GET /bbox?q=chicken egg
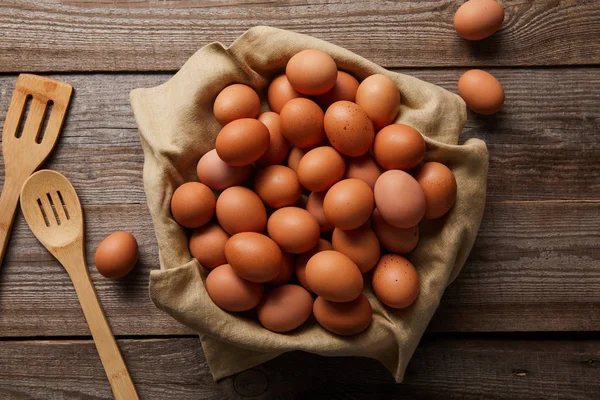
[94,232,138,279]
[344,153,383,190]
[373,124,425,171]
[305,250,363,302]
[414,162,457,219]
[267,207,320,254]
[257,284,313,333]
[305,191,334,232]
[371,208,419,254]
[458,69,505,115]
[287,147,306,173]
[315,71,360,110]
[323,179,374,230]
[266,252,295,285]
[254,165,302,209]
[297,146,346,193]
[256,112,290,166]
[216,186,267,234]
[313,294,372,336]
[216,118,270,166]
[332,225,380,273]
[189,223,230,270]
[213,84,261,125]
[205,264,263,312]
[196,149,252,191]
[225,232,282,283]
[280,98,325,149]
[372,254,419,309]
[295,239,333,291]
[286,49,338,95]
[268,74,304,113]
[324,101,374,157]
[355,74,400,131]
[454,0,504,41]
[170,182,216,228]
[374,170,425,229]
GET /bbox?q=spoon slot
[37,198,51,227]
[57,191,70,220]
[37,100,54,144]
[46,193,61,225]
[15,95,33,139]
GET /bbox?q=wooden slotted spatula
[0,74,72,267]
[20,170,139,400]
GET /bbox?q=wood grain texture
[0,337,597,399]
[0,0,599,72]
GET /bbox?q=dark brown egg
[170,182,216,228]
[344,153,383,190]
[266,252,295,285]
[305,191,334,232]
[332,225,380,273]
[257,285,313,332]
[95,232,138,279]
[287,147,306,173]
[313,294,372,336]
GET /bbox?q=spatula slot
[37,198,51,227]
[46,193,61,226]
[36,100,53,144]
[57,191,70,220]
[15,95,33,139]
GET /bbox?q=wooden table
[0,1,598,398]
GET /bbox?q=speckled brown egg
[206,264,263,312]
[216,186,267,235]
[313,294,372,336]
[323,179,374,230]
[458,69,505,115]
[373,124,425,171]
[256,112,290,166]
[374,170,425,229]
[189,223,230,270]
[267,207,320,254]
[305,191,334,232]
[254,165,302,209]
[371,208,419,254]
[287,147,306,173]
[305,250,363,302]
[280,98,325,149]
[297,146,346,192]
[355,74,400,131]
[332,225,380,273]
[454,0,504,41]
[268,74,304,113]
[257,284,313,332]
[225,232,282,283]
[94,232,138,279]
[344,153,384,190]
[266,252,294,285]
[414,162,457,219]
[170,182,216,228]
[216,118,270,166]
[315,71,360,110]
[213,84,261,126]
[295,239,333,291]
[197,149,252,191]
[324,101,374,157]
[372,254,419,309]
[286,49,338,96]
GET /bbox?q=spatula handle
[0,175,21,268]
[70,267,139,400]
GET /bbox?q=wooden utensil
[0,74,72,267]
[20,170,139,400]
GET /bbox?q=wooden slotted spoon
[20,170,139,400]
[0,74,72,267]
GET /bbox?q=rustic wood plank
[0,0,599,72]
[0,337,597,399]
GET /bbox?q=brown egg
[355,74,400,131]
[256,112,290,166]
[374,170,425,229]
[414,162,457,219]
[454,0,504,41]
[373,124,425,171]
[225,232,282,283]
[280,98,325,149]
[344,154,383,190]
[286,49,338,96]
[216,186,267,234]
[305,250,363,302]
[295,239,333,291]
[305,191,334,232]
[323,179,374,230]
[315,71,360,110]
[332,225,380,273]
[287,146,306,173]
[324,101,374,157]
[267,74,304,113]
[257,284,313,332]
[170,182,216,228]
[313,294,372,336]
[372,254,419,309]
[197,149,252,191]
[254,165,302,209]
[267,207,320,254]
[189,224,230,270]
[216,118,270,166]
[213,84,261,126]
[297,146,345,192]
[458,69,505,115]
[371,209,419,254]
[266,252,294,285]
[206,264,263,312]
[94,232,138,279]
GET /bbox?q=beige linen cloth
[130,26,488,383]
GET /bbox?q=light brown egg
[344,154,383,190]
[286,49,338,96]
[297,146,346,192]
[170,182,216,228]
[332,225,380,273]
[323,179,374,230]
[256,112,290,166]
[197,149,252,191]
[374,170,425,228]
[371,209,419,254]
[225,232,282,283]
[215,118,270,166]
[324,101,374,157]
[216,186,267,234]
[414,162,457,219]
[458,69,505,115]
[295,239,333,291]
[280,98,325,149]
[213,84,261,126]
[268,74,304,113]
[267,207,320,254]
[306,250,363,302]
[454,0,504,41]
[355,74,400,131]
[287,147,306,173]
[315,71,360,110]
[254,165,302,209]
[206,264,263,312]
[94,232,138,279]
[257,284,313,332]
[372,254,419,309]
[189,224,230,270]
[266,252,294,285]
[305,191,334,232]
[313,294,372,336]
[373,124,425,171]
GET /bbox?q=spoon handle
[0,174,21,268]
